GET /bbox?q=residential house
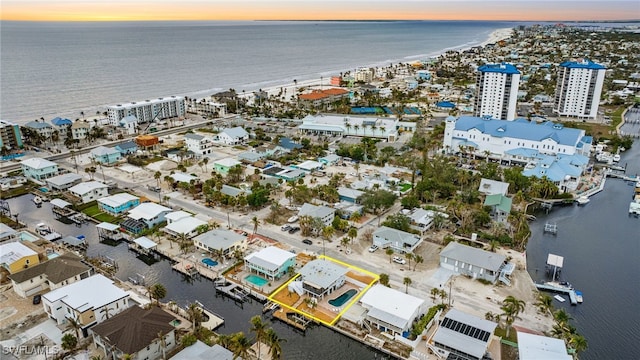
[71,121,90,142]
[172,341,233,360]
[318,154,341,166]
[0,242,40,274]
[430,309,497,360]
[170,172,198,184]
[46,173,83,191]
[294,160,323,172]
[213,158,242,175]
[119,115,139,135]
[193,229,246,258]
[121,203,172,234]
[440,242,507,284]
[404,208,445,233]
[23,121,54,140]
[51,117,73,131]
[184,133,214,156]
[165,210,192,224]
[135,135,159,151]
[8,253,92,298]
[163,216,207,239]
[296,259,347,299]
[238,151,264,163]
[337,187,364,204]
[69,181,109,204]
[244,246,296,281]
[0,223,18,243]
[267,167,306,182]
[215,127,249,145]
[0,176,27,191]
[98,193,140,215]
[478,178,510,196]
[90,146,122,165]
[220,184,251,198]
[278,137,303,152]
[372,226,422,254]
[42,274,130,336]
[483,194,513,224]
[298,203,336,227]
[115,140,138,155]
[359,284,428,337]
[91,305,176,360]
[517,332,572,360]
[20,157,59,181]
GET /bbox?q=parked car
[302,239,313,245]
[368,245,379,253]
[281,225,291,232]
[392,256,406,265]
[288,227,300,234]
[32,294,41,305]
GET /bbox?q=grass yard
[399,183,412,192]
[81,204,120,223]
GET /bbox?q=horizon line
[2,18,639,23]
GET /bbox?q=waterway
[6,194,389,359]
[526,141,640,360]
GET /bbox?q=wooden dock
[271,307,312,331]
[535,283,579,305]
[194,300,225,330]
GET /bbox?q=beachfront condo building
[0,120,24,151]
[553,59,606,119]
[107,96,186,125]
[473,63,520,121]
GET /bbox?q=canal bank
[526,141,640,360]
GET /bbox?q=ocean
[0,20,515,123]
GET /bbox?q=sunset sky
[1,0,638,22]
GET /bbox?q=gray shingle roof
[440,242,505,272]
[8,253,90,284]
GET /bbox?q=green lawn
[94,213,120,223]
[81,204,120,223]
[82,204,102,216]
[399,183,412,192]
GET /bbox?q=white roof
[133,236,157,250]
[479,178,510,195]
[98,193,138,208]
[127,202,171,220]
[245,246,296,272]
[46,173,82,187]
[21,157,57,169]
[0,223,17,239]
[214,158,241,167]
[0,242,37,264]
[373,226,421,247]
[360,284,425,330]
[172,341,233,360]
[547,254,564,268]
[42,274,129,312]
[298,203,335,219]
[337,187,365,199]
[97,222,120,231]
[296,160,322,171]
[69,181,108,195]
[90,146,120,157]
[298,259,347,290]
[164,217,207,235]
[50,198,72,208]
[221,126,248,139]
[194,229,245,251]
[517,332,572,360]
[166,210,192,222]
[170,172,197,183]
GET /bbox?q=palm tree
[379,273,390,287]
[405,253,414,269]
[430,287,439,302]
[216,333,234,350]
[265,328,286,360]
[439,289,447,305]
[65,317,82,340]
[251,216,260,235]
[250,316,267,360]
[99,306,112,320]
[150,283,167,306]
[385,248,394,263]
[413,254,423,271]
[569,333,588,356]
[231,332,253,360]
[187,303,203,332]
[501,295,526,337]
[154,171,162,188]
[534,293,554,316]
[403,277,413,294]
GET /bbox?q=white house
[517,332,572,360]
[359,284,428,337]
[163,216,207,239]
[165,210,192,224]
[20,157,59,181]
[478,178,510,196]
[121,202,172,234]
[184,133,214,156]
[68,181,109,204]
[440,242,508,284]
[193,229,246,258]
[42,274,130,336]
[172,341,233,360]
[298,203,336,227]
[431,309,497,360]
[372,226,422,254]
[244,246,296,280]
[46,173,83,191]
[215,127,249,145]
[296,259,347,299]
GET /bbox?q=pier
[535,283,579,305]
[194,300,225,330]
[271,307,312,331]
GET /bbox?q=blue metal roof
[453,116,583,146]
[560,60,605,70]
[522,154,585,182]
[51,117,72,126]
[478,63,520,75]
[279,137,302,150]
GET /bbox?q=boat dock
[543,222,558,234]
[535,283,580,305]
[214,278,250,303]
[271,307,312,331]
[194,300,225,330]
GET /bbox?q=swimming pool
[202,258,218,267]
[329,289,358,307]
[245,274,269,287]
[39,187,49,193]
[19,231,39,242]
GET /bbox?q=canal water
[7,196,389,359]
[526,141,640,360]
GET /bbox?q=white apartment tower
[553,59,606,119]
[474,63,521,121]
[107,96,186,125]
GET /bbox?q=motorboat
[576,196,590,205]
[613,154,621,162]
[35,223,52,235]
[287,215,299,223]
[554,295,566,303]
[575,290,584,303]
[33,196,43,207]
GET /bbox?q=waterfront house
[71,121,90,142]
[215,127,249,145]
[359,284,428,337]
[297,259,347,299]
[90,305,176,360]
[8,253,92,298]
[23,120,54,140]
[440,242,506,284]
[163,216,207,239]
[517,332,572,360]
[69,181,109,204]
[184,133,214,156]
[0,176,27,191]
[298,203,336,227]
[244,246,296,281]
[0,223,18,243]
[90,146,122,165]
[213,158,242,175]
[478,178,510,196]
[118,115,139,135]
[318,154,341,166]
[97,193,140,216]
[372,226,422,254]
[0,242,40,274]
[46,173,83,191]
[121,202,172,233]
[337,187,364,204]
[42,274,130,336]
[193,229,246,258]
[430,309,497,360]
[483,194,513,224]
[521,153,588,193]
[51,117,72,130]
[172,341,233,360]
[20,157,59,181]
[115,140,138,155]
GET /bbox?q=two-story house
[68,181,109,204]
[184,133,214,156]
[20,158,59,181]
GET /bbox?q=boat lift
[546,253,564,281]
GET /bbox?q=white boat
[613,154,621,162]
[575,291,584,303]
[287,215,299,223]
[554,295,566,302]
[576,196,590,205]
[33,196,43,206]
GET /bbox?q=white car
[368,245,379,253]
[392,256,406,265]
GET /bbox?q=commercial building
[554,59,606,119]
[298,88,350,108]
[107,96,186,125]
[20,157,59,181]
[0,119,24,151]
[430,309,497,360]
[355,67,374,83]
[359,284,428,337]
[473,63,521,121]
[298,114,399,142]
[244,246,296,280]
